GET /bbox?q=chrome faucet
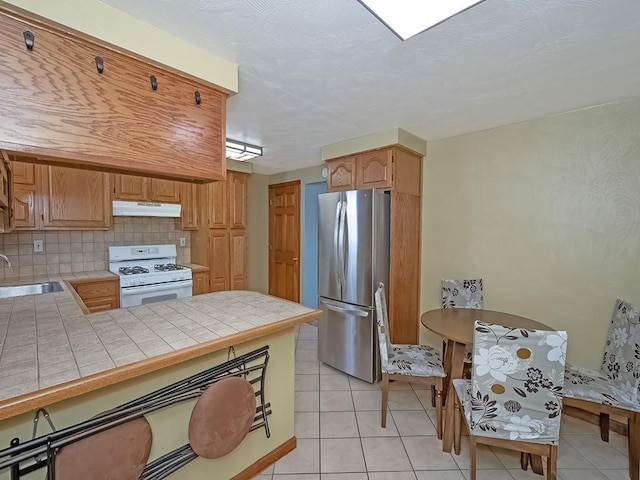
[0,253,11,269]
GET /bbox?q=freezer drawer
[318,297,380,383]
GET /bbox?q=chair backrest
[470,321,567,444]
[600,299,640,405]
[442,278,484,309]
[374,282,393,367]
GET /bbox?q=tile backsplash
[0,217,190,279]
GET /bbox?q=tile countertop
[0,289,319,421]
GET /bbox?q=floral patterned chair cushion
[442,279,484,309]
[458,321,568,444]
[375,283,446,378]
[564,299,640,413]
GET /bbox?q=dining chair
[563,298,640,480]
[452,320,568,480]
[441,278,484,309]
[431,278,484,406]
[374,282,446,438]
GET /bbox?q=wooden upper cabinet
[11,160,36,186]
[11,161,38,229]
[178,183,199,230]
[0,151,9,209]
[326,156,356,192]
[41,165,112,229]
[12,183,37,229]
[114,174,148,201]
[0,7,226,183]
[228,172,248,228]
[207,180,228,228]
[326,146,422,195]
[113,175,180,203]
[149,179,180,203]
[357,149,393,190]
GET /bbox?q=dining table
[420,308,552,456]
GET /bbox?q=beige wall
[247,173,270,293]
[2,0,238,92]
[420,97,640,369]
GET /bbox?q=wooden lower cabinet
[70,278,119,313]
[208,230,230,292]
[207,229,247,292]
[230,230,247,290]
[192,271,209,295]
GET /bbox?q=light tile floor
[256,323,630,480]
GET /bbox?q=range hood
[112,200,181,217]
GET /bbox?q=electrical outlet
[179,238,186,247]
[33,240,44,253]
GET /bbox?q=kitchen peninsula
[0,284,320,479]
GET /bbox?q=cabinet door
[179,183,199,230]
[207,180,228,228]
[149,179,180,203]
[11,183,37,229]
[208,230,230,292]
[228,172,247,228]
[192,272,209,295]
[357,149,393,190]
[71,278,119,312]
[0,10,227,182]
[42,166,112,229]
[11,161,36,185]
[230,230,247,290]
[114,174,148,201]
[0,152,9,209]
[327,157,357,192]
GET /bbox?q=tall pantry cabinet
[191,171,248,292]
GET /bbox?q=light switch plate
[179,238,186,247]
[34,240,44,253]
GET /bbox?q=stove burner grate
[154,263,186,272]
[119,266,150,275]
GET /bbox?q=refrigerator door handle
[320,298,369,317]
[333,200,342,289]
[338,199,347,290]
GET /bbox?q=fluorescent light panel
[359,0,484,40]
[226,139,263,161]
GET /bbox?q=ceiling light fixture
[358,0,485,41]
[225,139,263,161]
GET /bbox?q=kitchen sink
[0,281,64,299]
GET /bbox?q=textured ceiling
[99,0,640,174]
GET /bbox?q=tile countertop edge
[0,307,320,422]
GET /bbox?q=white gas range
[108,245,193,308]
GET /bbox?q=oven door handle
[120,279,193,296]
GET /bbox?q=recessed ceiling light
[359,0,485,40]
[226,139,263,161]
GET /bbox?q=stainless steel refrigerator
[317,189,390,383]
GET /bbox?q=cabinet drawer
[72,278,118,300]
[83,297,118,313]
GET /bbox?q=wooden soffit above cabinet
[0,4,227,184]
